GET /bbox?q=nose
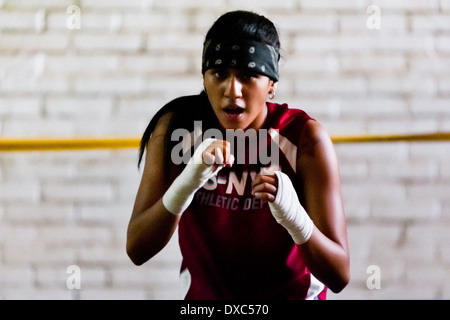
[224,75,243,99]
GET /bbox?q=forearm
[126,198,180,266]
[266,171,349,293]
[301,226,350,293]
[127,139,231,265]
[127,163,205,264]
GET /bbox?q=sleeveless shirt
[175,96,326,300]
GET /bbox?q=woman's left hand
[251,169,278,202]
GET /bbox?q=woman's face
[204,68,276,130]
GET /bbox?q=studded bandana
[202,38,279,82]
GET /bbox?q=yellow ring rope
[0,132,449,152]
[331,132,450,143]
[0,137,140,152]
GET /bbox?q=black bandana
[202,38,279,82]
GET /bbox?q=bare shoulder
[149,111,174,145]
[136,111,176,210]
[143,110,175,178]
[298,119,334,160]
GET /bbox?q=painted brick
[0,97,41,118]
[42,182,115,204]
[74,34,143,53]
[1,1,450,301]
[0,33,69,53]
[299,0,367,11]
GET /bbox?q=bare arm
[296,120,350,293]
[253,120,350,293]
[126,112,180,265]
[126,114,234,266]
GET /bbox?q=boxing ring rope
[0,137,140,152]
[331,132,450,144]
[0,132,450,152]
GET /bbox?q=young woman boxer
[127,10,350,300]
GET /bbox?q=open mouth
[224,106,245,115]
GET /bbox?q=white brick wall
[1,0,450,300]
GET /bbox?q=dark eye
[213,69,227,80]
[240,71,258,81]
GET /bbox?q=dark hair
[138,11,281,168]
[204,10,281,58]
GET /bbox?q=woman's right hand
[163,138,234,215]
[188,138,234,185]
[251,168,278,203]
